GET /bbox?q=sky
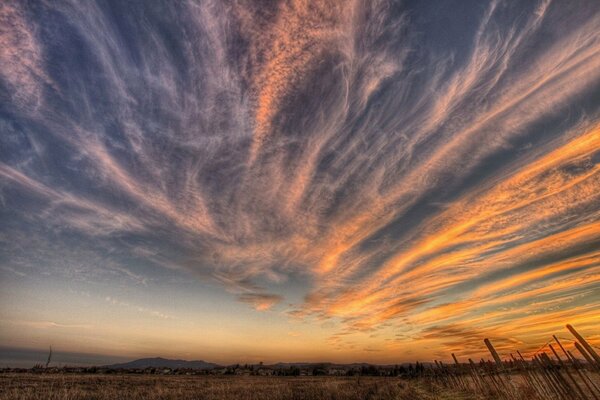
[1,0,600,367]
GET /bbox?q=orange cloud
[237,293,283,311]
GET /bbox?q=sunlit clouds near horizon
[1,0,600,364]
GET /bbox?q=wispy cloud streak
[1,0,600,357]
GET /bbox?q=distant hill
[105,357,218,370]
[270,362,410,368]
[272,362,363,368]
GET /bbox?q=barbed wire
[529,339,551,357]
[517,334,600,359]
[555,335,600,351]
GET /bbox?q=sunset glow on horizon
[1,0,600,366]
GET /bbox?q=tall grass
[0,375,478,400]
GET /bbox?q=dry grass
[0,374,479,400]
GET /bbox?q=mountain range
[105,357,218,370]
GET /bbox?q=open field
[0,374,480,400]
[2,323,598,400]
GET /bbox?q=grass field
[0,374,480,400]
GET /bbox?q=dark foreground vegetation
[421,324,600,400]
[0,374,483,400]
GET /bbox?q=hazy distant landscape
[2,323,599,400]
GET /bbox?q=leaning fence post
[522,353,554,399]
[467,358,486,394]
[484,338,517,398]
[568,350,600,398]
[451,353,469,391]
[575,342,600,373]
[567,325,600,368]
[482,359,505,396]
[541,352,577,400]
[510,353,543,398]
[550,344,588,400]
[555,335,598,400]
[537,354,572,400]
[434,360,449,388]
[519,351,549,396]
[484,339,503,367]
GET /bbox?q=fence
[424,324,600,399]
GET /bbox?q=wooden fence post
[568,350,600,397]
[537,354,570,400]
[511,353,545,398]
[549,344,588,400]
[484,339,503,367]
[555,335,598,400]
[541,352,577,400]
[467,358,486,395]
[451,354,469,391]
[567,325,600,368]
[411,326,600,400]
[575,342,600,373]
